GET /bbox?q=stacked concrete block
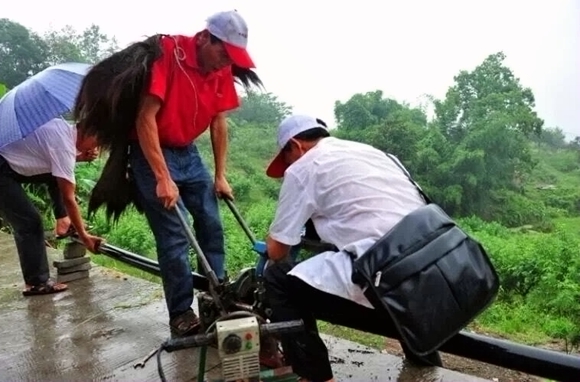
[54,242,92,283]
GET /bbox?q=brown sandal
[23,279,68,296]
[169,309,201,337]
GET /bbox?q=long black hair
[73,34,263,222]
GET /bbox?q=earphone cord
[170,36,199,125]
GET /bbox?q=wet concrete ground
[0,233,489,381]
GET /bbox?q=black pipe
[163,332,217,352]
[441,331,580,381]
[89,240,209,291]
[91,241,580,381]
[260,320,305,337]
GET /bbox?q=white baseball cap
[266,114,329,178]
[206,10,255,68]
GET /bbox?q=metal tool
[223,198,256,244]
[133,347,158,369]
[174,205,226,316]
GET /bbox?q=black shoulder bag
[350,154,500,356]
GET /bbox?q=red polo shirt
[132,34,240,147]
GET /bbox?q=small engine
[216,316,261,381]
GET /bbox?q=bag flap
[352,204,456,285]
[380,225,467,289]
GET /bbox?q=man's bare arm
[136,95,169,182]
[55,178,88,239]
[56,177,103,253]
[135,95,179,209]
[266,236,292,262]
[209,112,228,179]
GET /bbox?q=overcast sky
[4,0,579,139]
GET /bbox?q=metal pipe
[174,208,221,290]
[90,240,580,381]
[87,239,209,291]
[441,331,580,382]
[223,198,256,244]
[174,207,226,315]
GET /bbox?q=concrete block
[57,262,92,275]
[63,242,87,259]
[57,270,90,283]
[53,256,90,269]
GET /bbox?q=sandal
[23,279,68,296]
[169,309,201,337]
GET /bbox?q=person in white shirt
[0,118,104,296]
[15,147,99,239]
[263,114,442,382]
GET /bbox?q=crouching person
[262,115,442,382]
[0,118,104,296]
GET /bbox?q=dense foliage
[1,19,579,353]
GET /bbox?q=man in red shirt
[128,10,255,337]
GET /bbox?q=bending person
[126,10,257,337]
[13,146,99,239]
[0,118,104,296]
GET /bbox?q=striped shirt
[0,118,77,184]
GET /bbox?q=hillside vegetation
[1,18,579,357]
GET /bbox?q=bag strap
[385,154,432,205]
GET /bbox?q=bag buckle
[374,271,382,287]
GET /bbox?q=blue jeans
[129,143,225,319]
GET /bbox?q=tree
[79,24,119,63]
[570,136,580,164]
[426,52,544,217]
[0,19,119,89]
[230,90,292,126]
[332,54,551,223]
[43,25,85,65]
[43,24,119,65]
[0,18,48,88]
[432,52,543,142]
[334,90,413,131]
[530,127,568,149]
[333,90,428,166]
[334,105,426,167]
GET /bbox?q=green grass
[553,216,580,235]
